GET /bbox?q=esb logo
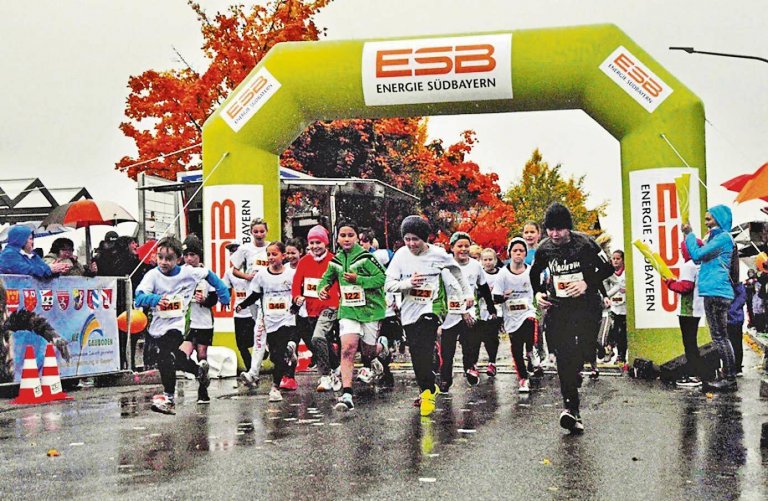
[600,46,673,112]
[362,34,513,106]
[221,68,281,133]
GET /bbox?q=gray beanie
[400,215,431,241]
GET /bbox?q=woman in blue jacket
[0,225,70,278]
[681,204,737,391]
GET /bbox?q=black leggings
[545,297,601,414]
[286,316,315,378]
[509,318,536,380]
[477,318,501,363]
[404,314,440,392]
[726,323,744,372]
[267,326,296,385]
[156,330,200,395]
[679,316,704,379]
[440,319,479,388]
[610,313,627,362]
[234,316,256,371]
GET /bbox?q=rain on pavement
[0,349,766,500]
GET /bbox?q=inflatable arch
[202,24,707,365]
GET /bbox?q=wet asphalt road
[1,349,767,500]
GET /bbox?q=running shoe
[559,409,580,432]
[239,371,257,388]
[331,371,343,392]
[438,381,451,394]
[486,362,497,377]
[518,378,530,393]
[198,360,210,389]
[280,376,298,391]
[532,365,545,378]
[572,417,585,433]
[285,341,297,367]
[316,375,334,392]
[357,367,374,384]
[334,393,354,412]
[151,395,176,415]
[268,386,283,402]
[380,371,395,388]
[420,385,440,417]
[197,385,211,404]
[675,376,703,388]
[466,367,480,386]
[370,358,384,382]
[589,368,600,380]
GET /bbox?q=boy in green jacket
[319,219,387,411]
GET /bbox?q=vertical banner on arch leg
[629,167,701,329]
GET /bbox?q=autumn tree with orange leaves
[116,0,331,180]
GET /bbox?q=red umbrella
[40,200,136,265]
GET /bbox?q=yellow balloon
[116,309,148,334]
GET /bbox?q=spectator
[682,204,737,392]
[93,230,120,276]
[0,225,70,278]
[744,269,757,329]
[727,262,746,377]
[44,237,94,276]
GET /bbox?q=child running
[478,248,503,377]
[319,220,387,412]
[222,242,256,378]
[134,237,231,415]
[385,216,470,416]
[439,232,496,390]
[494,237,538,393]
[292,226,343,393]
[232,218,271,387]
[236,242,297,402]
[280,237,307,391]
[179,235,219,404]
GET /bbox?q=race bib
[156,294,185,318]
[447,296,464,315]
[303,277,321,298]
[506,297,529,312]
[340,285,366,307]
[265,296,290,316]
[553,272,584,298]
[409,285,434,304]
[235,290,248,301]
[612,292,626,305]
[247,257,269,275]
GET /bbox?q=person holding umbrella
[0,225,71,278]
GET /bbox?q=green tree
[505,149,606,237]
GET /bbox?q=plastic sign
[222,68,281,132]
[600,46,673,112]
[362,34,513,106]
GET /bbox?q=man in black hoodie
[530,203,614,434]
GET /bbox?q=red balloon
[117,309,148,334]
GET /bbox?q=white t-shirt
[385,244,469,326]
[480,268,500,321]
[230,242,270,276]
[223,268,252,319]
[495,264,535,334]
[187,265,215,329]
[248,267,296,333]
[136,266,210,338]
[605,271,627,315]
[442,259,485,330]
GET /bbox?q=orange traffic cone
[296,340,312,372]
[11,345,44,405]
[40,343,71,402]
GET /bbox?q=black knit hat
[182,234,203,257]
[400,215,431,241]
[543,202,573,230]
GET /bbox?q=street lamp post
[669,46,768,64]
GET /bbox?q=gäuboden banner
[629,168,701,328]
[1,275,120,385]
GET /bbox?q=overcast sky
[1,0,766,250]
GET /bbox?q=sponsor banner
[203,184,265,331]
[629,168,701,329]
[362,34,513,106]
[221,67,281,133]
[1,275,120,385]
[599,46,673,113]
